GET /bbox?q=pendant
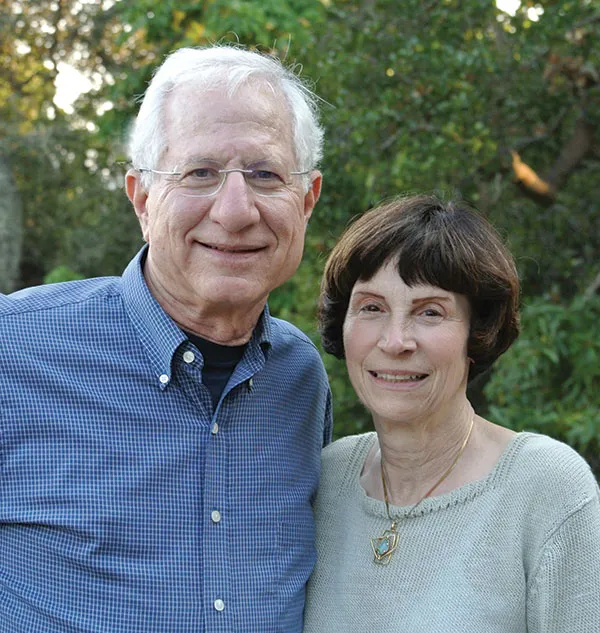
[370,524,399,565]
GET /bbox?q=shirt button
[159,374,169,384]
[214,599,225,612]
[211,423,219,435]
[211,510,221,523]
[183,351,195,364]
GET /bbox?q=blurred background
[1,0,598,472]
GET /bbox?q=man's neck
[174,312,259,346]
[143,265,264,345]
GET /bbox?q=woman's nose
[377,318,417,354]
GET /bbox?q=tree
[0,155,22,293]
[1,0,328,285]
[485,292,600,472]
[287,0,600,451]
[0,0,142,286]
[4,0,598,468]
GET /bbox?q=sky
[54,62,94,113]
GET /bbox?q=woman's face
[343,261,471,428]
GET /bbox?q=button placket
[205,393,231,626]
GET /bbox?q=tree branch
[584,269,600,300]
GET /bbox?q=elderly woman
[303,195,600,633]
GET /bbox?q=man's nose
[208,171,260,232]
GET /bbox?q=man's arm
[323,387,333,447]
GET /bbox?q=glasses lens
[175,164,300,197]
[177,166,221,196]
[247,169,295,197]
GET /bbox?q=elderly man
[0,46,331,632]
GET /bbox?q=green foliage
[485,292,600,469]
[0,0,143,285]
[294,0,600,442]
[43,265,85,284]
[3,0,599,467]
[95,0,327,144]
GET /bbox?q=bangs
[353,211,480,297]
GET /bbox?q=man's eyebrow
[177,156,216,164]
[177,156,280,167]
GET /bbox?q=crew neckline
[353,431,533,519]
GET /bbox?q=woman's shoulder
[508,432,595,477]
[319,432,377,494]
[322,432,376,465]
[499,432,598,508]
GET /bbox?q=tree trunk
[0,154,23,293]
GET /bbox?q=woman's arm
[527,486,600,632]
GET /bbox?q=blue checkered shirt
[0,248,332,632]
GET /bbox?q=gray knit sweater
[303,432,600,633]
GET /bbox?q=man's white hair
[128,45,324,189]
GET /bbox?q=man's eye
[189,168,216,179]
[251,170,282,182]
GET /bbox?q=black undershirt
[185,331,247,408]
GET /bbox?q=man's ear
[302,170,322,225]
[125,169,150,241]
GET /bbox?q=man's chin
[192,278,268,311]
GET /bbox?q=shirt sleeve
[527,486,600,633]
[322,387,333,447]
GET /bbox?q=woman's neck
[367,403,477,506]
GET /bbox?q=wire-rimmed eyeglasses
[137,161,311,198]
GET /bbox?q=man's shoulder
[264,317,330,397]
[0,276,121,320]
[268,315,320,351]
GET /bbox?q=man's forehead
[167,80,291,123]
[162,82,295,161]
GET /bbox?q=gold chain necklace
[370,415,475,565]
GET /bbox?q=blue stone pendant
[370,525,399,565]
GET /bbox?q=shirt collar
[121,246,273,387]
[120,247,186,388]
[252,303,273,355]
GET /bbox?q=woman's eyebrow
[351,287,454,303]
[411,294,454,304]
[350,289,384,298]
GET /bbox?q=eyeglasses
[137,161,310,198]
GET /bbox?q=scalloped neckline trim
[356,431,532,519]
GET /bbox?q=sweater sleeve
[526,486,600,633]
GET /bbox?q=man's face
[127,83,321,321]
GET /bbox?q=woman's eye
[419,308,443,319]
[359,303,381,313]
